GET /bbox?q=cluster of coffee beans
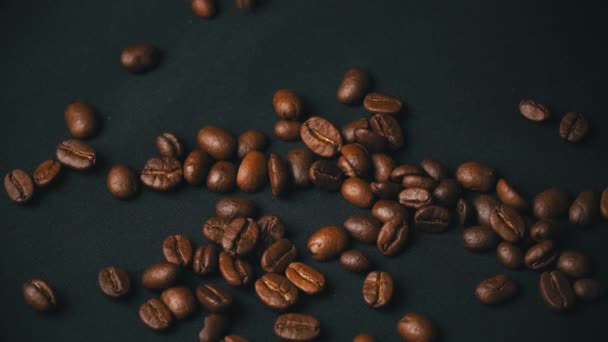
[191,0,254,19]
[519,99,590,143]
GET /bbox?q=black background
[1,1,607,341]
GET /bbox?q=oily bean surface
[402,175,437,190]
[462,226,500,251]
[273,89,302,120]
[274,120,302,141]
[420,159,448,181]
[236,151,267,192]
[120,44,161,73]
[142,262,180,290]
[261,238,297,273]
[219,251,252,286]
[496,242,524,269]
[399,187,433,209]
[199,314,228,342]
[196,283,233,312]
[370,181,401,200]
[307,226,349,261]
[183,150,210,185]
[362,271,393,308]
[371,200,408,223]
[56,139,96,171]
[525,240,559,270]
[285,262,326,295]
[376,217,409,256]
[475,275,518,305]
[343,215,381,244]
[559,112,589,143]
[160,286,197,319]
[396,312,436,342]
[337,67,370,105]
[64,101,98,139]
[4,169,34,204]
[216,196,258,220]
[274,313,320,341]
[489,205,526,243]
[156,132,183,158]
[340,250,372,273]
[540,270,575,311]
[569,191,598,226]
[33,160,61,187]
[519,99,550,122]
[221,217,259,256]
[338,143,371,178]
[257,215,286,248]
[197,126,237,160]
[301,116,343,158]
[391,164,424,182]
[287,147,314,188]
[162,234,193,267]
[207,161,237,193]
[456,198,472,226]
[139,298,173,331]
[255,273,299,310]
[533,188,570,219]
[140,156,182,190]
[413,205,451,233]
[341,177,375,208]
[193,244,218,275]
[363,92,403,115]
[496,178,527,211]
[455,161,496,192]
[22,279,57,312]
[203,216,230,244]
[371,153,394,182]
[268,153,291,197]
[370,113,403,150]
[309,160,343,191]
[556,250,591,278]
[107,164,139,199]
[98,266,130,298]
[237,130,268,159]
[473,195,499,226]
[432,179,461,207]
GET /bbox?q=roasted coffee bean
[475,275,518,305]
[207,161,237,193]
[257,215,286,248]
[391,164,424,183]
[98,266,130,298]
[235,0,255,10]
[344,215,381,244]
[496,178,527,211]
[399,188,433,209]
[255,273,299,310]
[569,191,598,227]
[64,101,97,139]
[601,187,608,221]
[363,271,393,308]
[377,217,409,256]
[489,205,526,243]
[139,298,172,331]
[309,160,343,191]
[432,179,461,207]
[203,216,229,244]
[301,116,343,157]
[274,120,302,141]
[287,147,314,188]
[191,0,216,18]
[156,132,183,158]
[456,198,472,226]
[559,112,589,143]
[142,262,180,290]
[106,164,139,199]
[268,153,290,196]
[22,279,56,312]
[261,238,297,273]
[160,286,196,319]
[183,150,210,185]
[216,197,258,220]
[307,226,349,261]
[530,220,562,241]
[222,218,259,256]
[371,153,394,182]
[573,278,602,301]
[372,200,408,223]
[32,160,61,187]
[396,312,436,342]
[353,334,376,342]
[455,161,496,192]
[4,169,34,204]
[354,127,387,153]
[340,249,372,273]
[525,240,559,271]
[273,89,302,120]
[533,188,570,219]
[370,113,403,150]
[420,159,448,181]
[120,43,160,73]
[556,250,591,278]
[414,205,451,233]
[496,242,524,269]
[140,156,182,190]
[473,195,499,226]
[223,335,248,342]
[199,314,229,342]
[236,151,267,192]
[163,234,193,267]
[337,67,371,105]
[363,92,403,115]
[237,130,268,159]
[519,99,550,122]
[219,251,252,286]
[274,313,320,341]
[341,177,375,208]
[342,118,370,143]
[402,175,437,190]
[540,270,575,311]
[285,262,325,295]
[370,181,401,199]
[197,126,237,160]
[462,226,500,251]
[338,143,371,178]
[56,139,96,170]
[196,283,233,312]
[193,244,218,275]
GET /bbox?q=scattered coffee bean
[362,271,393,308]
[496,242,524,269]
[235,0,255,10]
[216,197,258,220]
[559,112,589,143]
[399,187,433,209]
[530,219,562,241]
[370,181,402,199]
[142,262,180,290]
[261,238,297,273]
[197,126,237,160]
[396,312,436,342]
[196,283,233,313]
[341,177,375,208]
[370,113,403,150]
[533,188,570,219]
[64,101,98,139]
[139,298,172,331]
[4,169,34,204]
[363,92,403,115]
[371,153,394,182]
[371,200,408,223]
[569,190,598,227]
[120,43,161,73]
[203,216,230,244]
[32,160,61,187]
[338,143,371,178]
[183,150,210,185]
[274,120,302,141]
[414,205,451,233]
[193,244,218,275]
[199,314,229,342]
[307,226,349,261]
[402,175,437,190]
[98,266,130,298]
[601,187,608,220]
[273,89,302,120]
[268,153,291,197]
[287,147,314,188]
[391,164,424,183]
[456,198,472,226]
[353,127,387,153]
[222,217,259,256]
[489,204,526,243]
[236,151,267,192]
[496,178,527,211]
[56,139,96,171]
[191,0,216,18]
[353,334,376,342]
[519,99,550,122]
[257,215,286,248]
[420,159,448,181]
[525,240,559,271]
[274,313,320,341]
[475,275,518,305]
[207,161,237,193]
[455,161,496,192]
[223,335,248,342]
[343,215,381,244]
[156,132,183,158]
[342,118,369,143]
[473,195,499,226]
[573,278,602,301]
[377,217,409,256]
[432,179,461,207]
[219,251,252,286]
[22,279,56,312]
[301,116,343,158]
[140,156,182,190]
[237,130,268,159]
[337,67,371,105]
[285,262,326,295]
[340,249,372,273]
[106,164,139,199]
[556,250,591,278]
[539,270,575,311]
[255,273,299,310]
[162,234,193,267]
[309,160,343,191]
[462,226,500,252]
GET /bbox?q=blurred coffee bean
[237,130,268,159]
[274,120,302,141]
[496,178,527,211]
[337,67,371,105]
[156,132,183,158]
[569,190,598,227]
[64,101,98,139]
[455,161,496,192]
[519,99,550,122]
[120,43,161,73]
[533,188,570,220]
[559,112,589,143]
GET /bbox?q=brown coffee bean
[475,275,518,305]
[193,244,218,275]
[219,251,252,286]
[196,283,233,312]
[106,164,139,199]
[455,161,496,192]
[261,238,297,273]
[489,205,526,243]
[309,160,343,191]
[274,313,320,341]
[22,279,56,312]
[98,266,130,298]
[370,113,403,150]
[120,43,160,73]
[362,271,393,308]
[56,139,96,170]
[432,179,461,207]
[236,151,267,192]
[396,312,436,342]
[197,126,237,160]
[140,156,182,190]
[377,217,409,256]
[4,169,34,204]
[199,314,229,342]
[142,262,180,290]
[203,216,230,244]
[399,188,433,209]
[207,161,237,193]
[222,218,259,256]
[255,273,299,310]
[473,195,499,226]
[268,153,290,197]
[402,175,437,190]
[342,118,369,142]
[363,92,403,115]
[223,335,248,342]
[573,278,603,301]
[301,116,343,157]
[64,101,98,139]
[353,333,376,342]
[420,159,448,181]
[530,220,562,241]
[569,191,598,227]
[285,262,325,295]
[371,153,394,182]
[191,0,216,18]
[556,250,591,278]
[162,234,193,267]
[413,205,451,233]
[216,196,258,220]
[274,120,302,141]
[273,89,302,120]
[139,298,173,331]
[533,188,570,219]
[519,99,550,122]
[156,132,183,158]
[456,198,472,226]
[341,177,375,208]
[287,147,314,188]
[183,150,210,185]
[237,130,268,159]
[307,226,349,261]
[235,0,255,10]
[462,226,500,252]
[601,187,608,221]
[343,215,381,244]
[496,242,524,269]
[340,249,372,273]
[353,127,388,153]
[338,143,371,178]
[32,160,61,187]
[525,240,559,271]
[391,164,424,183]
[337,67,371,105]
[371,200,408,223]
[370,181,401,200]
[257,215,286,248]
[539,270,575,311]
[496,178,527,211]
[559,112,589,143]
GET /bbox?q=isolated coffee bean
[337,67,371,105]
[363,92,403,115]
[362,271,393,308]
[161,286,196,319]
[519,99,550,122]
[496,242,524,269]
[56,139,96,171]
[496,178,527,211]
[489,205,526,243]
[307,226,349,261]
[287,147,314,188]
[402,175,437,190]
[274,313,320,341]
[156,132,183,158]
[414,205,451,233]
[255,273,299,310]
[237,130,268,159]
[162,234,193,267]
[64,101,98,139]
[236,151,267,192]
[399,188,433,209]
[98,266,130,298]
[199,314,229,342]
[391,164,424,183]
[432,179,461,207]
[274,120,302,141]
[120,43,160,73]
[340,250,372,273]
[22,279,57,312]
[261,238,297,273]
[370,113,403,150]
[556,250,591,278]
[219,251,252,286]
[533,188,570,219]
[197,126,237,160]
[525,240,559,271]
[191,0,216,18]
[344,215,381,244]
[473,195,499,226]
[370,181,401,199]
[207,161,237,193]
[32,160,61,187]
[273,89,302,120]
[106,164,139,199]
[196,283,233,313]
[569,191,598,227]
[183,150,210,185]
[530,220,562,241]
[354,334,377,342]
[140,156,182,190]
[559,112,589,143]
[309,160,343,191]
[4,169,34,204]
[455,161,496,192]
[338,143,371,178]
[222,218,259,256]
[216,197,258,220]
[285,262,325,295]
[539,270,575,311]
[456,198,472,226]
[235,0,255,10]
[139,298,172,331]
[193,244,218,275]
[371,200,408,223]
[301,116,343,157]
[257,215,286,248]
[203,216,230,244]
[573,279,603,301]
[142,262,180,290]
[462,226,500,252]
[342,177,375,208]
[371,153,394,182]
[475,275,518,305]
[601,187,608,221]
[377,217,409,256]
[396,312,436,342]
[267,153,291,197]
[420,159,448,181]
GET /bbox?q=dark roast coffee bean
[539,270,575,311]
[391,164,424,183]
[235,0,255,10]
[274,120,302,141]
[370,113,403,150]
[199,314,229,342]
[342,177,375,208]
[414,205,451,233]
[340,249,372,273]
[120,44,160,73]
[399,188,433,209]
[140,156,182,190]
[193,244,218,275]
[183,150,210,185]
[338,143,371,178]
[342,118,369,143]
[370,181,401,200]
[203,216,229,244]
[301,116,343,157]
[569,191,598,227]
[22,279,56,312]
[337,67,371,105]
[496,242,524,269]
[462,226,500,251]
[525,240,559,271]
[519,99,550,122]
[363,92,403,115]
[362,271,393,308]
[223,335,248,342]
[533,188,570,219]
[106,164,139,199]
[273,89,302,120]
[236,151,267,192]
[261,238,297,273]
[287,147,314,188]
[402,175,437,190]
[496,178,527,211]
[530,219,563,241]
[56,139,96,170]
[475,275,518,305]
[420,159,448,181]
[396,312,436,342]
[377,217,409,256]
[196,283,233,313]
[455,161,496,192]
[307,226,349,261]
[343,215,381,244]
[156,132,183,158]
[32,160,61,187]
[216,197,258,220]
[219,251,252,286]
[285,262,325,295]
[354,127,387,153]
[309,160,343,191]
[197,126,237,160]
[274,313,320,341]
[601,187,608,221]
[371,153,394,182]
[4,169,34,204]
[237,130,268,159]
[489,205,526,243]
[163,234,193,267]
[371,200,408,223]
[456,198,472,225]
[142,262,180,290]
[556,250,591,279]
[354,333,377,342]
[573,278,602,301]
[559,112,589,143]
[207,161,237,193]
[98,266,130,298]
[268,153,291,197]
[257,215,286,248]
[64,101,97,139]
[255,273,298,310]
[432,179,461,207]
[222,218,259,256]
[473,195,499,226]
[139,298,172,331]
[191,0,216,18]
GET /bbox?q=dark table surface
[1,0,607,341]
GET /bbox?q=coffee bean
[362,271,393,308]
[337,67,371,105]
[371,200,408,223]
[519,99,550,122]
[377,217,409,256]
[207,161,237,193]
[396,312,436,342]
[455,161,496,192]
[56,139,96,170]
[399,188,433,209]
[489,205,526,243]
[197,126,237,160]
[268,153,291,197]
[496,242,524,269]
[370,113,403,150]
[236,151,267,192]
[162,234,193,267]
[287,147,314,188]
[533,188,570,219]
[261,238,297,273]
[223,335,248,342]
[342,118,370,143]
[456,198,472,226]
[142,262,180,290]
[255,273,299,310]
[402,175,437,190]
[559,112,589,143]
[370,181,402,199]
[496,178,527,211]
[183,150,210,185]
[354,127,388,153]
[462,226,500,251]
[432,179,461,207]
[64,101,98,139]
[235,0,255,10]
[601,187,608,221]
[371,153,394,182]
[525,240,559,271]
[309,160,343,191]
[529,219,562,241]
[301,116,343,157]
[4,169,34,204]
[216,196,258,220]
[475,275,518,305]
[341,177,376,208]
[191,0,216,18]
[193,244,218,275]
[573,278,602,301]
[32,160,61,187]
[222,218,259,256]
[285,262,325,295]
[237,130,268,159]
[338,143,371,178]
[273,89,302,120]
[307,226,349,261]
[556,250,591,278]
[140,156,182,190]
[354,334,376,342]
[98,266,130,298]
[274,313,320,341]
[539,270,575,311]
[199,314,229,342]
[196,283,233,313]
[340,249,372,273]
[106,164,139,199]
[156,132,183,158]
[203,216,230,244]
[473,195,499,226]
[219,251,252,286]
[569,190,598,227]
[274,120,302,141]
[22,279,56,312]
[343,215,381,244]
[139,298,173,331]
[257,215,286,248]
[363,92,403,115]
[120,44,160,73]
[391,164,424,183]
[420,159,448,181]
[413,205,451,233]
